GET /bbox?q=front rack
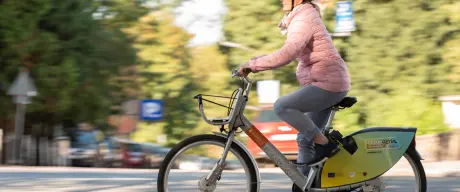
[193,94,235,113]
[193,88,242,126]
[193,69,252,127]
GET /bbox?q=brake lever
[231,69,240,78]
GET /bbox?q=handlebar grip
[232,68,252,77]
[243,68,252,74]
[193,94,203,104]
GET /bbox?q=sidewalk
[1,160,459,177]
[420,160,460,177]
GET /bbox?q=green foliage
[124,12,200,145]
[2,0,458,146]
[440,0,460,94]
[0,0,53,120]
[223,0,298,84]
[0,0,137,134]
[131,122,164,143]
[92,0,150,28]
[187,44,259,136]
[366,88,450,135]
[188,45,232,134]
[324,0,459,134]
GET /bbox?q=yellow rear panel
[321,129,415,188]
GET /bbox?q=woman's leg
[297,108,333,176]
[274,85,347,164]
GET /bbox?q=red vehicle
[121,142,148,168]
[246,105,299,167]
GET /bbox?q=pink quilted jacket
[248,3,351,92]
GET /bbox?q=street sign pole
[7,68,37,165]
[12,101,26,164]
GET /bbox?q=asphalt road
[0,166,459,192]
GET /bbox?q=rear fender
[412,149,424,161]
[410,136,424,161]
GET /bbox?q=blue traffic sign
[140,99,164,121]
[334,1,356,33]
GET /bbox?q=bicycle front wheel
[157,134,258,192]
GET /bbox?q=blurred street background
[1,161,460,192]
[1,0,460,191]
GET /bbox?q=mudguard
[320,127,417,188]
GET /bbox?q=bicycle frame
[196,70,338,191]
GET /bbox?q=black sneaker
[307,142,341,165]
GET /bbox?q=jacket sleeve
[248,11,315,72]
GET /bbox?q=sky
[173,0,227,46]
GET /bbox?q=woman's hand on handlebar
[238,62,252,77]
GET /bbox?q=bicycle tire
[352,147,427,192]
[157,134,258,192]
[354,147,427,192]
[404,147,427,192]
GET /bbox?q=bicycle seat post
[322,107,338,134]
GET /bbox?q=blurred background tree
[320,0,459,134]
[125,11,200,146]
[0,0,137,137]
[1,0,459,144]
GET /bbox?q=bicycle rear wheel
[378,147,427,192]
[346,147,427,192]
[293,147,427,192]
[157,134,258,192]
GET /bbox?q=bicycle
[157,69,427,192]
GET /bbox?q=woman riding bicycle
[239,0,351,176]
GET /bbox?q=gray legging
[273,85,348,176]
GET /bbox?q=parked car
[121,141,148,168]
[68,129,100,167]
[246,105,299,167]
[99,137,123,167]
[142,143,176,169]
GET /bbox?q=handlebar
[231,68,252,96]
[195,69,253,126]
[231,68,251,78]
[231,68,252,89]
